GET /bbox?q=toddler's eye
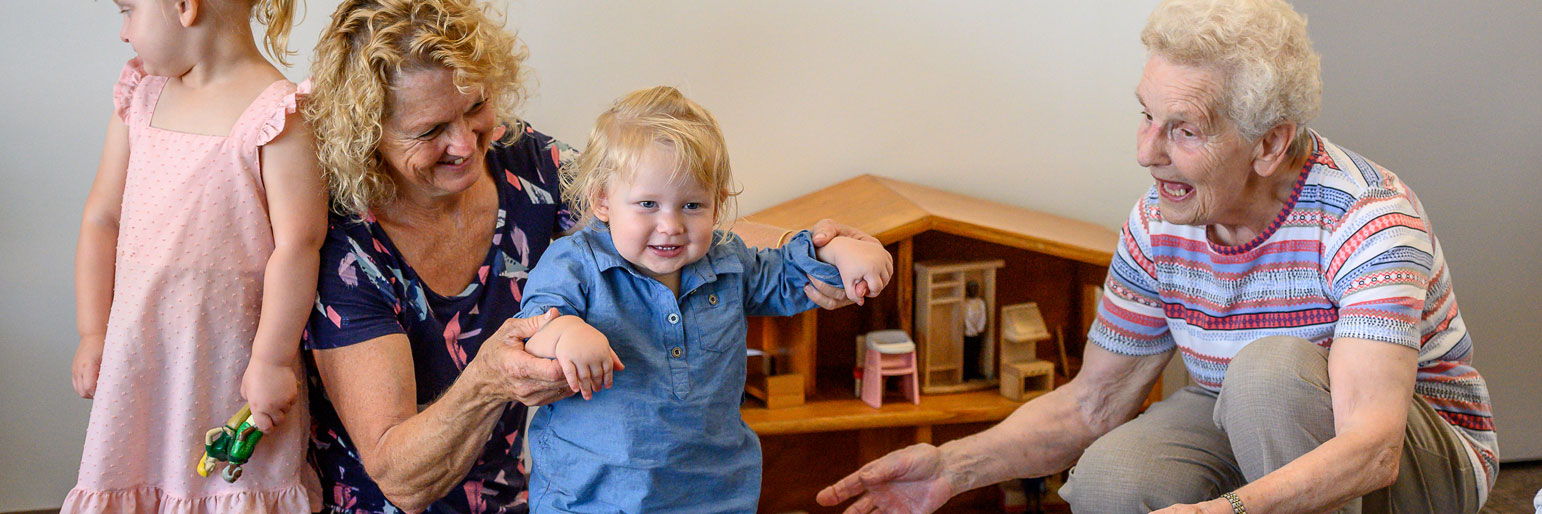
[683,202,705,211]
[637,201,657,209]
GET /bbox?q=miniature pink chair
[861,330,920,408]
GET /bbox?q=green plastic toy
[195,404,264,483]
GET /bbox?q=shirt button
[668,313,680,324]
[671,347,684,358]
[708,294,718,305]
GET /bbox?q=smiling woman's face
[1134,54,1258,228]
[378,66,499,203]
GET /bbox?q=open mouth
[648,245,683,257]
[440,156,467,167]
[1156,179,1194,200]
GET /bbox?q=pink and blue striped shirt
[1089,131,1496,498]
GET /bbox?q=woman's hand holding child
[525,315,626,400]
[816,236,895,305]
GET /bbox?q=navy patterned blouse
[303,126,576,514]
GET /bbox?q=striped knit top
[1089,131,1497,497]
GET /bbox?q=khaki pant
[1060,336,1478,513]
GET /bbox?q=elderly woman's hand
[804,219,881,309]
[472,308,575,406]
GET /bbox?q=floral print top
[304,126,576,514]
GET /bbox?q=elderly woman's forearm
[1230,430,1403,513]
[938,383,1103,492]
[362,364,511,511]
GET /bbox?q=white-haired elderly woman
[817,1,1495,513]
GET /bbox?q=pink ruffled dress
[62,59,319,513]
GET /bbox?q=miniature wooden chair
[1000,359,1054,401]
[860,329,921,408]
[999,302,1068,376]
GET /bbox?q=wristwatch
[1222,491,1247,514]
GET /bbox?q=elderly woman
[301,1,871,512]
[818,1,1495,513]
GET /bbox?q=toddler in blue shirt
[516,86,893,512]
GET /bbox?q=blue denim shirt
[517,224,841,513]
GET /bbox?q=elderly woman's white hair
[1142,0,1323,157]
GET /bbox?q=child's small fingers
[610,350,625,372]
[251,412,275,432]
[561,360,582,393]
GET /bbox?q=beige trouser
[1059,336,1478,513]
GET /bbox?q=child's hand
[241,360,299,431]
[816,236,895,305]
[553,323,620,400]
[72,335,105,399]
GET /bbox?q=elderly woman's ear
[1251,122,1299,177]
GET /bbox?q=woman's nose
[444,120,478,157]
[1136,124,1168,168]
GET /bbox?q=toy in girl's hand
[196,404,265,483]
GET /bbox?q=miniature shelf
[742,389,1040,436]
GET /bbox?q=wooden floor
[11,461,1539,513]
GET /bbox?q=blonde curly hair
[562,86,740,230]
[304,0,529,215]
[251,0,299,67]
[1142,0,1322,157]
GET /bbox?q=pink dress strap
[112,58,147,125]
[250,78,311,147]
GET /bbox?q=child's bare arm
[244,111,328,430]
[73,112,131,399]
[815,236,895,305]
[524,315,624,400]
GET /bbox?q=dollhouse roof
[735,174,1117,266]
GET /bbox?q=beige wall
[2,1,1536,510]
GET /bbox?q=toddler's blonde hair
[251,0,300,67]
[563,86,739,229]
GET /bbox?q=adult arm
[817,342,1173,513]
[1154,337,1416,514]
[311,311,568,512]
[72,112,130,399]
[243,111,329,430]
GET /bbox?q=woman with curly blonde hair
[299,1,874,512]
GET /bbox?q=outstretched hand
[816,444,956,514]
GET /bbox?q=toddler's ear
[175,0,200,28]
[593,191,611,223]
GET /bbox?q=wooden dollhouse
[733,174,1129,513]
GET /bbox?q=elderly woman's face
[1135,55,1258,228]
[378,67,499,202]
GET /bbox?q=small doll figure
[963,280,988,380]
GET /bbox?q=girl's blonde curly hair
[303,0,529,215]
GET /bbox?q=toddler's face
[595,144,717,291]
[115,0,187,75]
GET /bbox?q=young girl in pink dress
[66,0,325,511]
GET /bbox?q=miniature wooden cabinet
[913,259,1004,393]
